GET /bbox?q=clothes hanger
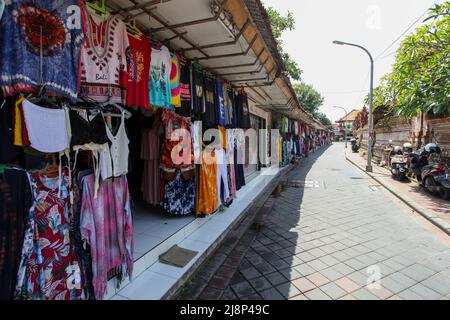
[85,0,108,19]
[125,18,143,39]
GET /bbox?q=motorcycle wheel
[439,188,450,200]
[424,176,436,194]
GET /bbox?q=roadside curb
[345,154,450,237]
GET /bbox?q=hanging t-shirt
[126,34,151,109]
[170,52,181,108]
[203,75,218,127]
[191,65,205,120]
[216,79,226,127]
[281,116,288,133]
[239,90,251,129]
[149,44,172,108]
[177,56,191,117]
[80,9,130,104]
[0,1,85,103]
[223,83,233,127]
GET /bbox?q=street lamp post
[333,40,374,172]
[333,106,348,149]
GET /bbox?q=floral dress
[24,170,83,300]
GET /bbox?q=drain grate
[288,180,321,188]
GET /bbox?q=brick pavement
[180,143,450,300]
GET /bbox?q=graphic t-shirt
[191,66,205,120]
[80,8,130,104]
[126,34,151,109]
[170,52,181,108]
[177,56,191,117]
[0,0,85,102]
[216,79,226,127]
[149,44,172,108]
[203,75,218,127]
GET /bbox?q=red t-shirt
[126,34,151,109]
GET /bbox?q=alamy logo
[366,265,382,289]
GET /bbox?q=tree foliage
[368,3,450,118]
[293,82,324,115]
[315,112,332,126]
[266,7,302,80]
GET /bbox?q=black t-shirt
[202,75,218,127]
[176,57,192,117]
[191,66,204,120]
[239,91,251,129]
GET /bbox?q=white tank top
[99,112,129,179]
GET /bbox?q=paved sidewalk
[345,148,450,235]
[212,142,450,300]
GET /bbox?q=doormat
[159,245,198,268]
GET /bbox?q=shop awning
[106,0,320,125]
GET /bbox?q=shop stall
[0,0,323,300]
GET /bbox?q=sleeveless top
[69,109,108,148]
[98,112,129,180]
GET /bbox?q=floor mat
[159,245,198,268]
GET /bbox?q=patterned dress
[24,170,83,300]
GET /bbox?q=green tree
[292,82,324,115]
[368,2,450,117]
[266,7,302,80]
[315,112,332,126]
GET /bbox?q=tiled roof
[336,109,361,122]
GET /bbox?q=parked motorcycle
[350,138,359,153]
[409,143,450,199]
[390,146,408,181]
[421,162,450,200]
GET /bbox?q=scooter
[421,162,450,200]
[409,143,450,199]
[350,138,359,153]
[390,146,408,181]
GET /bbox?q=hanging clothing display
[177,56,192,117]
[203,75,218,127]
[223,84,234,128]
[21,169,83,300]
[191,65,205,120]
[149,44,172,108]
[80,173,133,301]
[126,33,151,109]
[21,100,69,153]
[215,148,230,207]
[141,117,164,205]
[197,151,218,215]
[163,170,195,215]
[100,113,130,179]
[80,9,129,104]
[68,109,109,148]
[170,51,181,108]
[216,79,226,127]
[0,0,85,102]
[238,90,251,129]
[0,168,32,300]
[0,99,16,163]
[160,109,194,169]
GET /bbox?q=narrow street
[215,143,450,300]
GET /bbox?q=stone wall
[355,114,450,163]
